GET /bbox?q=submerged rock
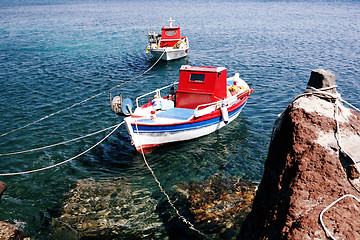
[175,176,257,239]
[238,69,360,239]
[51,177,167,240]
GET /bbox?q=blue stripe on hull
[132,103,246,133]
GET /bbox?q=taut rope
[133,121,212,239]
[0,121,124,176]
[0,51,165,138]
[0,123,120,157]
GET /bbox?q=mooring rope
[0,123,120,157]
[319,194,360,240]
[318,92,360,239]
[273,85,360,172]
[133,121,212,239]
[0,121,124,176]
[304,86,360,175]
[0,51,165,138]
[291,85,360,238]
[270,85,360,238]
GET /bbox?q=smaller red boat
[146,17,189,61]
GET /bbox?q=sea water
[0,0,359,238]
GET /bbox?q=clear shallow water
[0,0,359,238]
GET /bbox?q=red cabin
[160,26,184,48]
[176,65,227,109]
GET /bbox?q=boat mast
[168,17,175,28]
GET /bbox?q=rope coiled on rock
[319,194,360,240]
[295,85,360,239]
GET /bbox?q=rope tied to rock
[305,85,338,99]
[319,194,360,240]
[303,85,360,112]
[307,86,360,171]
[300,85,360,239]
[272,83,360,239]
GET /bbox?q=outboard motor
[110,92,133,116]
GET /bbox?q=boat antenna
[168,17,175,27]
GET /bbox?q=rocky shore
[238,69,360,239]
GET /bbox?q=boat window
[165,30,177,36]
[190,74,205,82]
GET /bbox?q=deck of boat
[135,108,194,124]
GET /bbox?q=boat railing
[135,82,179,108]
[194,88,251,118]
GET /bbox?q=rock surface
[0,221,29,240]
[306,68,337,94]
[238,69,360,239]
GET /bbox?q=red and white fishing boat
[111,65,252,153]
[146,17,189,61]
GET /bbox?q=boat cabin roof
[161,26,181,40]
[175,65,227,109]
[180,65,226,73]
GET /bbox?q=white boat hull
[124,102,246,152]
[118,66,252,153]
[150,48,188,61]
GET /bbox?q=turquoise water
[0,0,359,238]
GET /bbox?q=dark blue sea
[0,0,359,238]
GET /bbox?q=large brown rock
[238,70,360,239]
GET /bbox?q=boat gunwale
[129,94,249,128]
[129,101,247,134]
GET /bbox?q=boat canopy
[160,26,183,48]
[176,65,227,109]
